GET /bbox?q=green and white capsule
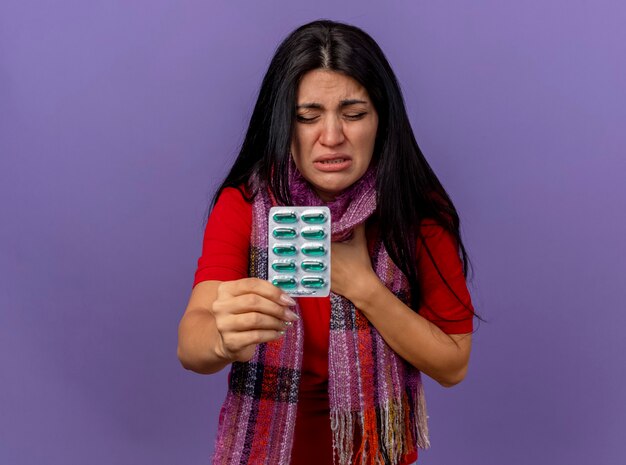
[301,260,326,272]
[301,243,326,256]
[301,276,326,289]
[272,210,297,224]
[272,276,297,290]
[301,227,326,240]
[272,244,297,256]
[268,205,330,297]
[272,227,298,239]
[271,259,297,273]
[301,209,328,224]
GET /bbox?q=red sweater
[193,187,474,465]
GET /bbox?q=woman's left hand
[330,223,379,299]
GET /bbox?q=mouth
[318,158,348,165]
[313,156,353,172]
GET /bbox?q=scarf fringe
[331,394,429,465]
[330,410,356,465]
[354,406,383,465]
[415,379,431,450]
[212,173,432,464]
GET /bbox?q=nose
[319,115,345,147]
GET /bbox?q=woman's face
[290,69,378,201]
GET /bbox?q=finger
[213,294,300,321]
[222,329,286,353]
[220,278,296,306]
[218,311,292,333]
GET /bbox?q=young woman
[178,19,477,465]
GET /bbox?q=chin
[313,180,355,199]
[302,168,362,198]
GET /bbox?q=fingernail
[277,330,286,337]
[285,309,300,321]
[280,294,297,306]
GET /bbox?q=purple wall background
[2,1,625,464]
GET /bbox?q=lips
[314,153,351,163]
[313,154,352,172]
[318,158,348,165]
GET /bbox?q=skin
[290,69,378,201]
[332,223,472,387]
[177,69,472,386]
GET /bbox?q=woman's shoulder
[195,184,252,286]
[209,184,253,227]
[216,184,252,206]
[418,217,446,235]
[416,217,460,258]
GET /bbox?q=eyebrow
[296,99,369,110]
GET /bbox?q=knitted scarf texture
[212,161,430,464]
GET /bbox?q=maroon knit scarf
[212,159,430,464]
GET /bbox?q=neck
[315,188,337,203]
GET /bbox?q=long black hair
[212,19,478,325]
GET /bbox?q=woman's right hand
[211,278,299,363]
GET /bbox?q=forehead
[296,69,370,103]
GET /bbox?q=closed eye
[296,115,319,123]
[344,112,367,120]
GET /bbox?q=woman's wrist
[178,310,232,375]
[348,272,387,311]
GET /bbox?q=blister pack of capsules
[268,206,331,297]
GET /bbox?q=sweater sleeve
[416,220,474,334]
[192,187,252,288]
